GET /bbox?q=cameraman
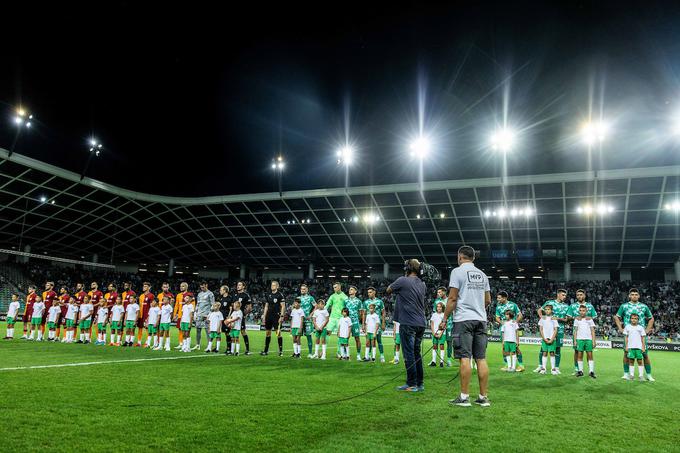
[387,259,427,392]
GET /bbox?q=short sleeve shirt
[449,263,490,322]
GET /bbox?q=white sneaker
[307,354,314,359]
[621,374,629,379]
[320,356,326,360]
[380,356,385,363]
[191,345,200,351]
[539,369,546,375]
[204,347,211,352]
[638,376,646,382]
[356,355,361,361]
[533,366,542,373]
[647,376,656,382]
[21,335,27,339]
[153,346,162,351]
[174,344,182,349]
[554,368,561,375]
[551,369,558,375]
[394,360,400,365]
[311,354,319,359]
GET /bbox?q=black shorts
[221,323,231,334]
[264,316,280,331]
[451,320,487,360]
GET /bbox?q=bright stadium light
[89,139,103,157]
[363,213,380,224]
[490,128,516,152]
[580,121,609,146]
[39,196,47,203]
[665,201,680,212]
[336,145,354,166]
[439,212,445,218]
[352,216,359,223]
[13,108,33,129]
[577,203,613,215]
[409,136,431,159]
[416,214,421,219]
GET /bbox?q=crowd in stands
[2,262,679,340]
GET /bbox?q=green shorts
[66,319,75,328]
[125,320,136,329]
[180,322,191,332]
[315,329,327,339]
[209,331,219,339]
[6,316,15,325]
[291,327,300,336]
[576,339,593,352]
[47,321,56,329]
[148,325,158,334]
[31,317,42,325]
[98,323,107,332]
[628,348,644,360]
[338,337,349,345]
[111,321,122,330]
[80,320,92,329]
[433,333,447,345]
[159,323,170,332]
[366,332,375,341]
[395,333,401,346]
[229,330,240,338]
[503,341,517,353]
[351,323,361,337]
[541,340,556,353]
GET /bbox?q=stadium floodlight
[416,214,421,219]
[497,208,507,218]
[89,139,103,157]
[580,121,609,146]
[336,145,354,166]
[490,128,516,153]
[409,136,431,159]
[352,216,359,223]
[12,108,33,129]
[484,210,491,218]
[363,213,380,224]
[439,212,445,218]
[39,196,47,203]
[665,201,680,211]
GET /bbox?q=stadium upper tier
[1,147,680,270]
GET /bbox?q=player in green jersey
[344,285,364,361]
[614,288,655,381]
[494,290,524,371]
[566,289,597,374]
[298,284,316,358]
[432,287,451,364]
[535,289,568,374]
[326,282,348,358]
[364,286,386,362]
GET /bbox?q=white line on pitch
[0,354,220,372]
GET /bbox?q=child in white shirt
[289,299,305,358]
[95,301,109,346]
[124,300,140,347]
[312,299,329,359]
[180,295,195,352]
[64,297,79,343]
[623,313,647,381]
[502,311,520,372]
[146,300,161,349]
[206,303,225,353]
[156,296,174,351]
[28,296,45,341]
[224,301,243,355]
[4,294,21,339]
[46,301,62,341]
[363,304,380,362]
[109,296,125,345]
[337,308,352,360]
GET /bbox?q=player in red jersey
[41,281,58,336]
[21,285,38,339]
[88,282,104,338]
[104,283,118,309]
[136,282,155,347]
[56,286,70,340]
[121,281,136,310]
[173,282,194,348]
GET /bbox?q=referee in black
[260,280,285,356]
[218,285,232,354]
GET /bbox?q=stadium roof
[1,147,679,272]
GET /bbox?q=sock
[7,328,12,337]
[541,355,546,369]
[165,337,171,347]
[588,360,594,373]
[207,340,213,350]
[550,356,556,370]
[178,331,184,343]
[578,361,584,372]
[195,328,201,347]
[185,337,190,349]
[644,364,652,376]
[37,331,43,340]
[85,333,90,341]
[322,344,327,357]
[372,348,376,359]
[503,355,508,365]
[125,335,130,343]
[137,329,143,342]
[231,342,235,353]
[79,333,84,341]
[265,336,271,352]
[377,336,384,354]
[146,336,151,346]
[538,351,543,367]
[439,349,445,361]
[315,344,320,355]
[306,335,313,354]
[29,330,34,339]
[432,350,437,362]
[574,359,579,371]
[460,393,469,400]
[277,336,283,352]
[236,343,240,353]
[216,340,221,350]
[154,335,159,347]
[365,347,369,359]
[243,334,249,352]
[555,348,561,368]
[395,351,400,361]
[624,362,630,374]
[517,352,523,365]
[638,365,644,378]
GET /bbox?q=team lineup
[3,279,657,381]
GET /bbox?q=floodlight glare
[337,145,354,165]
[416,214,421,219]
[409,136,431,159]
[40,196,47,203]
[25,122,31,128]
[277,162,284,169]
[490,128,516,152]
[580,121,608,146]
[352,216,359,223]
[14,116,22,125]
[271,163,277,169]
[484,210,491,218]
[439,212,445,218]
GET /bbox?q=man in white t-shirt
[441,246,491,408]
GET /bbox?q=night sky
[2,1,680,197]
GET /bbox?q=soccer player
[136,282,155,347]
[46,299,62,342]
[538,304,558,375]
[41,281,57,338]
[63,297,79,343]
[364,286,386,363]
[573,304,596,378]
[206,303,224,353]
[156,296,174,351]
[494,291,524,371]
[290,298,305,358]
[325,282,347,353]
[21,285,38,339]
[4,294,21,339]
[363,303,380,362]
[88,282,104,339]
[390,321,401,365]
[121,281,136,310]
[194,281,214,350]
[623,314,647,381]
[218,285,232,354]
[156,282,174,314]
[614,288,655,381]
[109,296,125,346]
[225,300,243,356]
[338,308,352,360]
[535,289,568,374]
[56,286,70,340]
[234,281,252,355]
[430,302,446,367]
[298,283,316,358]
[173,282,193,349]
[104,283,118,309]
[95,301,109,345]
[433,286,447,356]
[77,295,94,344]
[123,296,140,347]
[312,299,329,359]
[344,285,363,361]
[73,283,86,341]
[566,289,597,374]
[502,311,520,372]
[179,295,195,352]
[146,300,161,349]
[260,280,285,356]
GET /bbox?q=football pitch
[1,327,679,453]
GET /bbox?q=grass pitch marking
[0,353,222,372]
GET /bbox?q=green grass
[1,324,679,453]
